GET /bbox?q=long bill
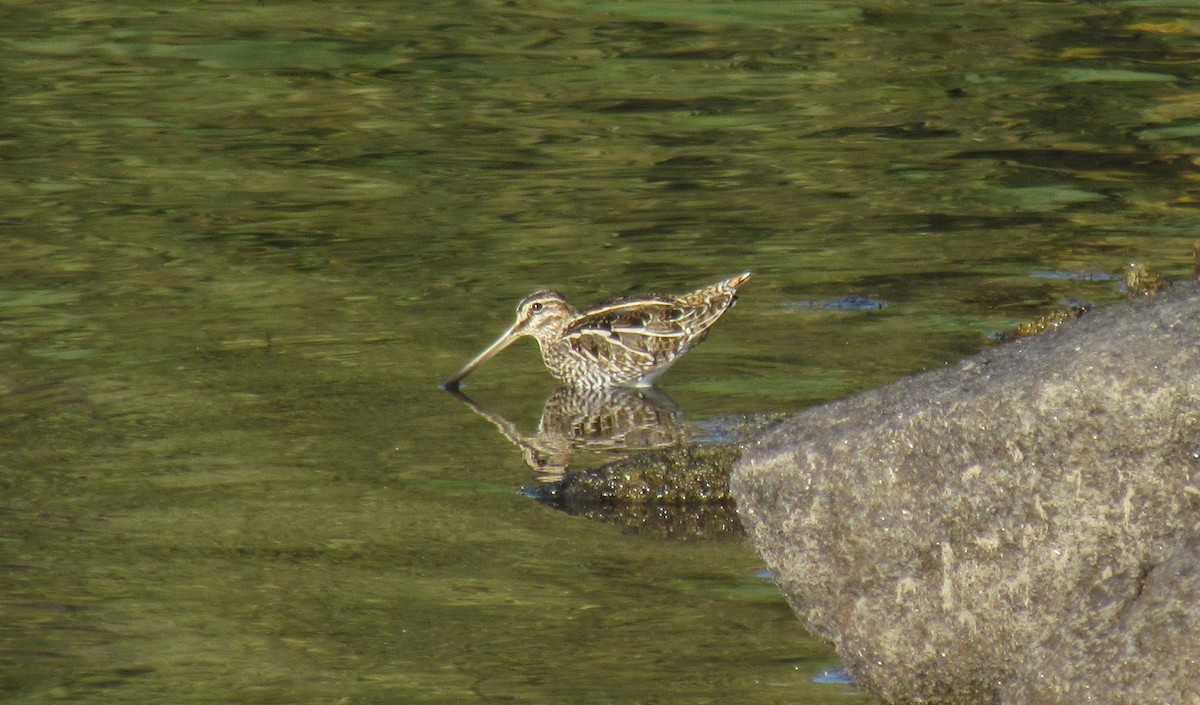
[440,321,524,390]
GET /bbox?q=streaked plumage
[442,272,751,389]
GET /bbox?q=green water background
[2,2,1198,703]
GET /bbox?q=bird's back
[553,272,749,386]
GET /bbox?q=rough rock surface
[732,282,1200,704]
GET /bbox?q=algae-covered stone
[526,414,782,539]
[526,444,743,539]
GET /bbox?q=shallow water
[2,2,1197,703]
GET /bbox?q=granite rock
[732,282,1200,704]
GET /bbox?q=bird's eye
[530,302,544,312]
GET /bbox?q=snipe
[442,272,751,390]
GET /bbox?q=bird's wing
[561,297,684,362]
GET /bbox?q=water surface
[2,1,1198,703]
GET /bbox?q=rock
[523,443,745,539]
[1005,535,1200,704]
[523,414,784,539]
[731,282,1200,704]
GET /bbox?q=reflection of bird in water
[442,272,750,390]
[443,385,686,480]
